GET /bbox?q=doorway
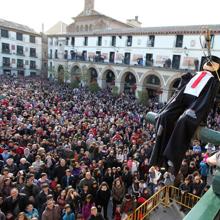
[172,55,181,69]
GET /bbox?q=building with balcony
[0,18,42,76]
[47,21,220,101]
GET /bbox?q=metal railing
[169,186,200,209]
[126,185,200,220]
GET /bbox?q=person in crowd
[25,203,39,219]
[191,175,205,197]
[62,204,75,220]
[179,177,191,212]
[95,182,111,220]
[112,178,126,217]
[2,188,28,218]
[17,212,29,220]
[61,169,76,189]
[65,187,80,216]
[41,199,61,220]
[88,206,105,220]
[0,76,217,219]
[82,194,94,220]
[121,194,136,217]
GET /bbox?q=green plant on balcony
[64,66,70,83]
[80,66,89,85]
[89,82,100,93]
[138,90,149,106]
[70,80,80,89]
[111,86,119,97]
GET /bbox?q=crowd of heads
[0,76,218,220]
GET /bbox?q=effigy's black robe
[149,71,219,174]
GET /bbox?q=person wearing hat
[36,183,53,217]
[150,55,220,175]
[62,204,75,220]
[20,174,40,205]
[41,198,61,220]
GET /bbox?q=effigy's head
[203,55,220,73]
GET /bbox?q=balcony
[17,64,24,69]
[3,63,11,67]
[17,52,25,56]
[2,49,10,54]
[30,54,37,58]
[30,65,36,70]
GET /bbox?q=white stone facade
[47,26,220,102]
[0,22,42,77]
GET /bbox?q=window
[84,37,88,46]
[2,43,10,54]
[17,59,24,68]
[30,48,36,57]
[175,35,183,48]
[16,32,23,41]
[66,37,69,46]
[49,49,53,59]
[124,52,131,64]
[64,50,68,59]
[30,61,36,69]
[70,50,76,60]
[1,29,9,38]
[50,62,53,70]
[55,50,58,59]
[3,57,10,67]
[17,46,24,55]
[30,35,36,43]
[49,38,53,46]
[148,35,155,47]
[97,36,102,46]
[71,37,75,46]
[111,36,116,46]
[127,36,132,46]
[55,38,58,46]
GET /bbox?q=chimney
[135,16,138,21]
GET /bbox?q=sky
[1,0,220,32]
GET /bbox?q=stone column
[97,78,106,89]
[160,87,169,103]
[115,81,123,94]
[135,84,145,99]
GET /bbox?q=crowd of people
[0,76,219,220]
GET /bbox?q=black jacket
[96,189,111,206]
[2,193,28,217]
[61,175,76,189]
[88,214,105,220]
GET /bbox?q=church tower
[84,0,95,12]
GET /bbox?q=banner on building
[182,57,195,67]
[102,53,108,60]
[156,55,169,65]
[88,52,95,58]
[116,53,124,61]
[132,54,143,61]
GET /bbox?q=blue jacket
[200,161,209,176]
[62,212,75,220]
[25,208,39,219]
